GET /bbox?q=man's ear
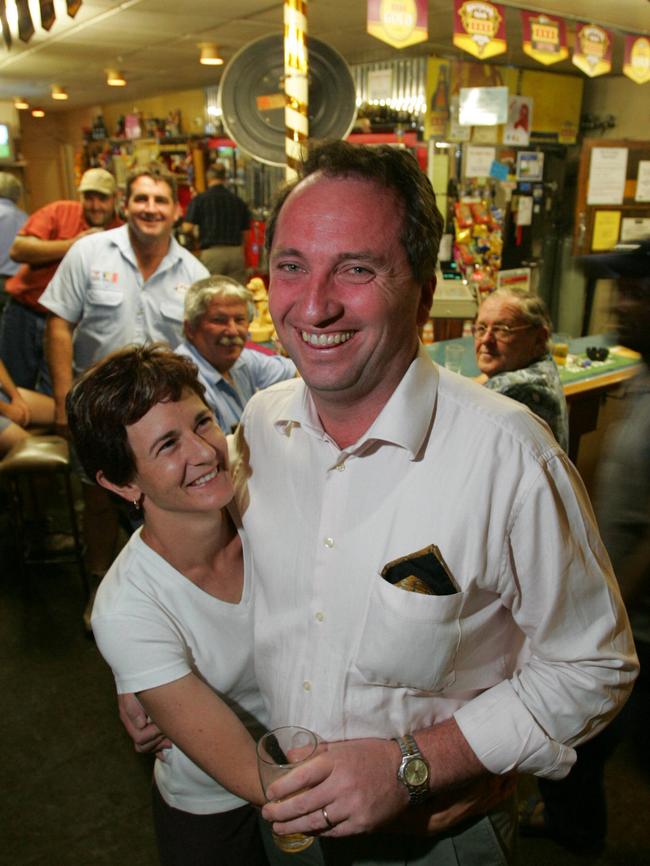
[183,319,193,340]
[96,470,142,505]
[417,275,437,327]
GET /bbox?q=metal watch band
[394,734,430,805]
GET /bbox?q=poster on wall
[453,0,507,60]
[504,96,532,145]
[572,22,612,77]
[623,35,650,85]
[587,148,628,205]
[520,11,568,66]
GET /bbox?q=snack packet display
[452,197,503,294]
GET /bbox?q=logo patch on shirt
[175,283,189,296]
[90,270,119,283]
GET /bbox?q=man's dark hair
[207,162,228,182]
[66,343,206,486]
[265,140,444,284]
[125,162,178,203]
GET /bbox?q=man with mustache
[176,275,295,434]
[39,163,208,628]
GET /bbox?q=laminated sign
[572,22,612,77]
[521,11,568,66]
[453,0,506,60]
[623,35,650,85]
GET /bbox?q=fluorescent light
[51,85,68,100]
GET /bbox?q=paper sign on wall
[587,148,628,205]
[465,145,496,178]
[635,161,650,203]
[592,211,621,251]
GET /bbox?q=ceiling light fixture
[198,42,223,66]
[31,108,45,118]
[106,69,127,86]
[51,85,69,100]
[14,97,29,110]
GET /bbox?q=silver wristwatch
[394,734,430,805]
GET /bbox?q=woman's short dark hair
[265,139,444,285]
[66,343,206,486]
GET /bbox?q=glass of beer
[257,725,319,854]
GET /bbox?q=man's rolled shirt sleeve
[454,451,638,779]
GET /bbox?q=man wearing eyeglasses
[473,289,568,451]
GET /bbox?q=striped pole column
[283,0,308,181]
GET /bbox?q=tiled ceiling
[0,0,648,110]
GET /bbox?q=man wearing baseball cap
[0,167,122,393]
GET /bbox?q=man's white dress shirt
[233,348,637,781]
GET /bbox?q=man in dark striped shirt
[182,163,251,284]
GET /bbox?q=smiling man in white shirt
[123,142,637,866]
[229,141,637,865]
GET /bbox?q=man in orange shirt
[0,168,121,392]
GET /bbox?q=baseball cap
[78,168,117,196]
[579,240,650,279]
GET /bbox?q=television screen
[0,123,12,161]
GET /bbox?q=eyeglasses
[471,323,533,341]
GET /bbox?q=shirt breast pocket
[353,577,464,693]
[87,287,123,307]
[160,299,183,324]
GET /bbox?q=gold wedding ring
[321,806,335,829]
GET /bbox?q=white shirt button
[315,611,325,622]
[303,680,311,691]
[324,537,334,548]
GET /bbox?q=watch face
[404,758,429,786]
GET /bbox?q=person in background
[473,288,569,451]
[0,357,54,457]
[66,344,321,866]
[0,168,121,392]
[182,163,251,284]
[124,141,637,866]
[176,275,295,433]
[40,163,208,629]
[0,171,27,310]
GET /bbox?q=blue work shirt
[176,338,295,433]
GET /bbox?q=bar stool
[0,434,88,595]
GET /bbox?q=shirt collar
[182,339,247,385]
[113,225,184,272]
[275,344,439,459]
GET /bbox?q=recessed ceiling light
[199,43,223,66]
[106,69,127,86]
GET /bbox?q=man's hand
[262,737,408,838]
[118,692,172,756]
[3,394,31,427]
